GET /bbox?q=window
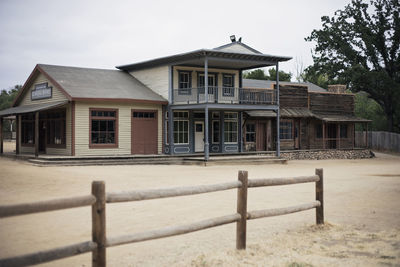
[222,74,235,97]
[224,112,238,143]
[212,120,220,143]
[316,123,323,139]
[21,114,35,145]
[340,124,348,138]
[280,120,293,140]
[133,111,155,118]
[246,123,256,142]
[173,111,189,144]
[90,109,118,147]
[178,71,191,95]
[46,110,66,147]
[198,73,216,94]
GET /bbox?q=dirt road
[0,151,399,266]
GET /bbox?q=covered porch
[0,101,69,158]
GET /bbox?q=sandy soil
[0,143,399,266]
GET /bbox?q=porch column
[16,115,19,154]
[337,123,341,149]
[168,107,174,155]
[204,56,209,160]
[239,111,243,152]
[35,111,39,158]
[0,117,3,154]
[276,62,280,157]
[322,122,326,149]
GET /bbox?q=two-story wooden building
[0,39,368,159]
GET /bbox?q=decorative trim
[174,146,190,153]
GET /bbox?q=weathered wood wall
[278,85,308,108]
[355,131,400,152]
[309,93,354,114]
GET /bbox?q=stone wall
[280,149,374,160]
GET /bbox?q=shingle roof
[242,79,327,93]
[246,108,315,118]
[38,64,167,102]
[0,101,68,117]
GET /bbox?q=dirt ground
[0,141,399,266]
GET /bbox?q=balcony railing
[173,87,275,105]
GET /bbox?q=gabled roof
[243,79,327,93]
[117,42,291,71]
[13,64,167,106]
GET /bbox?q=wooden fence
[0,169,324,267]
[355,131,400,152]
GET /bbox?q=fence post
[236,170,248,250]
[315,169,324,224]
[92,181,106,267]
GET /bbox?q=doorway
[195,121,204,152]
[256,122,267,151]
[327,123,337,149]
[39,120,46,152]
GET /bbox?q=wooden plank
[315,168,324,224]
[106,181,242,203]
[248,175,319,188]
[0,195,96,218]
[0,241,97,267]
[236,170,248,250]
[247,201,321,220]
[106,213,241,248]
[92,181,106,267]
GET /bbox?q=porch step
[26,155,286,166]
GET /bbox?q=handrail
[106,213,241,248]
[248,175,319,188]
[0,195,96,218]
[106,181,242,203]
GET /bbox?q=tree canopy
[305,0,400,132]
[0,85,20,111]
[243,68,292,82]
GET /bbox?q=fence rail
[0,169,324,267]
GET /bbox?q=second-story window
[198,73,216,94]
[222,74,235,97]
[178,71,191,95]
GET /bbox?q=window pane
[92,120,99,131]
[108,121,115,132]
[100,121,107,131]
[92,133,99,144]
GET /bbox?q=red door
[131,110,158,154]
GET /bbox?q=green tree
[305,0,400,132]
[354,92,387,131]
[243,68,292,81]
[0,85,20,111]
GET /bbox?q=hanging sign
[31,83,52,100]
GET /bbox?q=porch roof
[314,113,371,122]
[117,47,291,71]
[0,101,68,117]
[246,108,315,118]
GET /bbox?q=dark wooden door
[39,120,46,152]
[131,110,158,154]
[256,122,266,151]
[327,123,337,149]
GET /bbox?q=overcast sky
[0,0,351,90]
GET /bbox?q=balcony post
[239,111,243,152]
[276,62,280,157]
[204,56,209,160]
[168,107,174,155]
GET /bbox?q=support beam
[276,62,280,157]
[16,115,19,154]
[204,56,209,161]
[0,117,3,154]
[35,112,39,158]
[168,107,174,155]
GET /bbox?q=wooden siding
[74,102,163,156]
[279,85,308,108]
[309,93,354,114]
[129,66,169,100]
[19,73,68,106]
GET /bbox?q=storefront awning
[246,108,315,118]
[314,113,371,122]
[0,101,68,117]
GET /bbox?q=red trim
[71,101,75,156]
[13,65,72,107]
[89,108,119,149]
[73,97,168,105]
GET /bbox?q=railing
[173,87,275,105]
[0,169,324,267]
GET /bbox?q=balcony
[173,87,276,105]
